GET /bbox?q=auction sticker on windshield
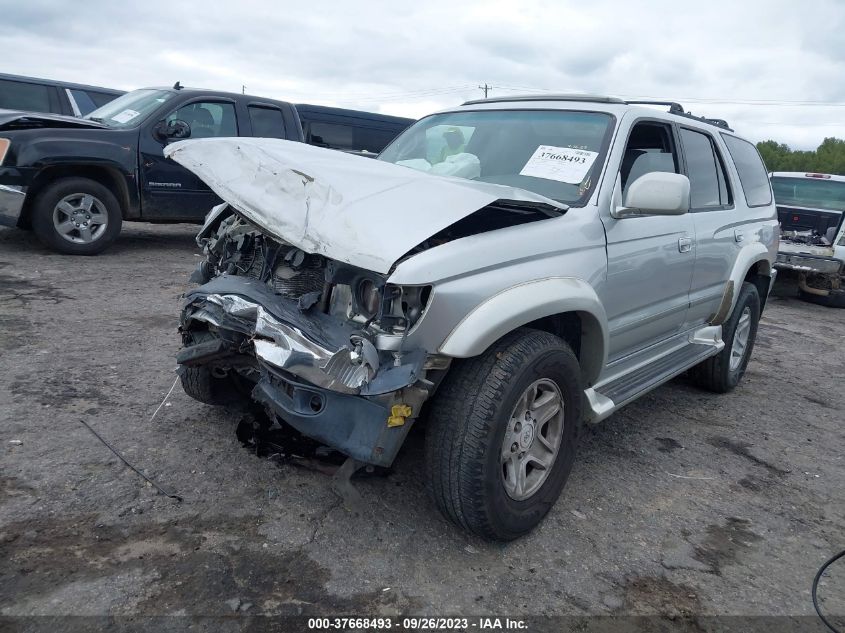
[519,145,598,184]
[111,109,141,124]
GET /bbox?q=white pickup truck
[772,172,845,308]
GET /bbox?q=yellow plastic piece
[387,404,413,427]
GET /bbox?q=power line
[489,85,845,107]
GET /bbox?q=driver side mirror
[613,172,690,218]
[153,119,191,142]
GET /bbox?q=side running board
[584,333,723,423]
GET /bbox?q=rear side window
[0,78,52,113]
[308,122,354,150]
[248,106,286,138]
[721,134,773,207]
[357,127,401,153]
[680,128,731,209]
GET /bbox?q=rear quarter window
[721,134,773,207]
[355,126,401,153]
[307,122,355,150]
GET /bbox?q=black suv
[296,104,412,155]
[0,73,123,117]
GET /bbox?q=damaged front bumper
[178,275,428,467]
[187,292,377,394]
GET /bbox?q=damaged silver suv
[170,95,778,540]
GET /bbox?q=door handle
[678,237,693,253]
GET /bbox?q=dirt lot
[1,223,843,628]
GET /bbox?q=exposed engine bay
[780,227,837,248]
[177,207,442,467]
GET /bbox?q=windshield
[84,89,174,128]
[378,109,614,205]
[771,176,845,212]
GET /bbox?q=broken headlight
[356,278,381,319]
[379,284,432,331]
[324,261,431,331]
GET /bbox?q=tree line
[756,137,845,175]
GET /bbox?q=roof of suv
[457,93,734,132]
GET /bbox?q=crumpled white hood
[165,138,566,274]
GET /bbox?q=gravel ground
[0,223,843,628]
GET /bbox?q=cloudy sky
[4,0,845,149]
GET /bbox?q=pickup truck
[772,172,845,308]
[0,85,411,255]
[172,95,778,539]
[0,85,304,254]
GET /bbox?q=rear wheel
[424,329,582,540]
[690,281,760,393]
[31,177,122,255]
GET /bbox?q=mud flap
[331,457,365,513]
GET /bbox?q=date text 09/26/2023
[307,616,528,630]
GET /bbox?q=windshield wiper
[86,117,106,124]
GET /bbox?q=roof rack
[459,94,734,131]
[626,99,733,131]
[462,94,626,106]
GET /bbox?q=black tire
[180,366,243,406]
[31,177,122,255]
[179,331,250,406]
[798,288,845,309]
[690,281,760,393]
[424,328,583,541]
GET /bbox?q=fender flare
[438,277,609,385]
[711,243,773,324]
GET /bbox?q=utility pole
[478,83,491,99]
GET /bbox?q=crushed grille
[232,236,324,299]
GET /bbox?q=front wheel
[179,330,251,406]
[690,281,761,393]
[31,177,122,255]
[424,329,583,540]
